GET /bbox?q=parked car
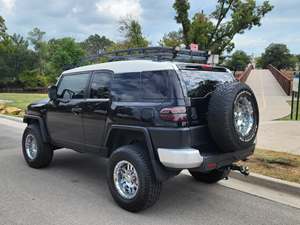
[22,48,259,212]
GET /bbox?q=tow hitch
[230,164,250,176]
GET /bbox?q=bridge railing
[236,64,254,83]
[267,64,292,95]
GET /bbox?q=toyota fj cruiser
[22,48,259,212]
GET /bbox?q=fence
[0,87,48,93]
[236,64,254,83]
[267,64,292,95]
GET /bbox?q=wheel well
[106,129,147,157]
[24,116,49,143]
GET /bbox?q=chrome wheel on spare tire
[233,92,255,139]
[207,82,259,152]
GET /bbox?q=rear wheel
[189,168,230,183]
[107,144,161,212]
[22,124,53,168]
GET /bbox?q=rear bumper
[157,148,203,169]
[157,146,255,171]
[149,125,255,171]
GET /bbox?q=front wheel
[22,124,53,168]
[107,144,161,212]
[189,167,230,183]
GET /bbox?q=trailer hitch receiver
[230,164,250,176]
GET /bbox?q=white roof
[62,60,177,74]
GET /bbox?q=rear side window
[111,72,141,101]
[57,73,90,99]
[90,71,112,99]
[142,70,171,100]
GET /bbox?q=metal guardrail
[267,64,292,96]
[236,64,254,83]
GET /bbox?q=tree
[260,43,295,70]
[173,0,190,47]
[81,34,114,55]
[48,37,84,74]
[159,31,183,47]
[173,0,273,54]
[226,50,251,71]
[0,33,37,83]
[188,13,214,50]
[0,15,7,40]
[119,18,149,48]
[28,28,48,74]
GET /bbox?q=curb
[230,171,300,197]
[0,114,23,123]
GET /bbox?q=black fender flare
[104,125,178,181]
[23,115,50,143]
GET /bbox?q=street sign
[291,71,300,120]
[190,43,198,51]
[293,72,299,93]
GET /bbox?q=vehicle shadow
[50,149,232,214]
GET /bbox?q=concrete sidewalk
[246,69,300,155]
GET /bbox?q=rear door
[46,72,91,150]
[82,70,113,152]
[179,69,235,125]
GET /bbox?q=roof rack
[81,47,209,64]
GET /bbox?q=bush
[19,70,50,88]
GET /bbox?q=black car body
[22,59,259,212]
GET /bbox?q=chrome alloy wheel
[233,93,255,137]
[113,160,139,199]
[25,134,38,160]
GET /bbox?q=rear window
[180,70,234,98]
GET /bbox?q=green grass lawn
[0,93,48,111]
[278,100,300,121]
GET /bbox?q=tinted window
[180,70,234,98]
[90,72,112,99]
[111,72,141,101]
[57,73,90,99]
[142,70,171,99]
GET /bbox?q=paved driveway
[0,118,299,225]
[246,69,300,154]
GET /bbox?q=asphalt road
[0,119,299,225]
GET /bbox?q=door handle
[71,107,82,114]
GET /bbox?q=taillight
[160,106,187,122]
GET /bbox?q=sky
[0,0,300,56]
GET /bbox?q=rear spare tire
[207,82,259,152]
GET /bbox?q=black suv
[22,53,259,212]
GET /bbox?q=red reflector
[207,163,217,169]
[160,107,187,122]
[201,64,212,70]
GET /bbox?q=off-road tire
[107,144,161,212]
[22,124,53,168]
[189,168,230,183]
[208,82,259,152]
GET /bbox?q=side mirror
[48,85,58,101]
